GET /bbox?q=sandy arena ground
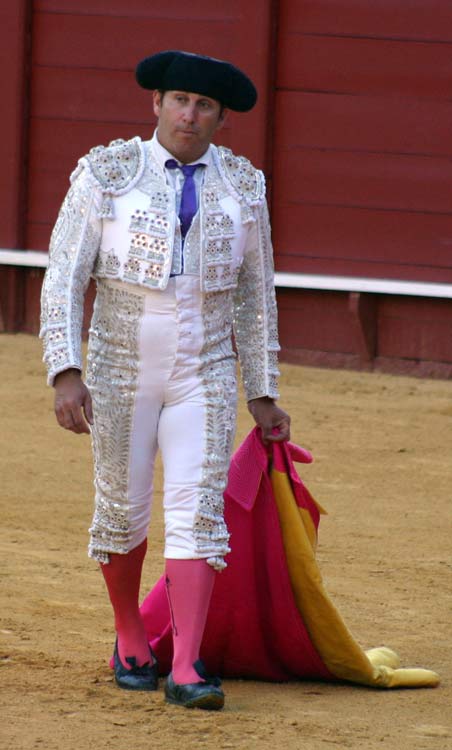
[1,333,451,750]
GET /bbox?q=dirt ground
[1,333,451,750]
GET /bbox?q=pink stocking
[165,558,216,684]
[101,539,152,668]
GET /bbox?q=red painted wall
[0,1,31,330]
[272,0,452,284]
[272,0,452,371]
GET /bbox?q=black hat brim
[136,50,257,112]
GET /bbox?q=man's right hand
[53,369,93,434]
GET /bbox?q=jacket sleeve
[232,199,280,402]
[40,164,102,385]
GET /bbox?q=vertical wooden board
[276,289,357,352]
[26,223,54,252]
[224,0,275,170]
[22,270,45,335]
[277,34,452,100]
[279,0,452,42]
[0,1,30,249]
[378,298,452,362]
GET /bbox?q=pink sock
[101,539,152,669]
[165,558,216,684]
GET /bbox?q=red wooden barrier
[280,0,452,42]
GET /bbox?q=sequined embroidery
[86,280,144,563]
[40,166,102,384]
[198,166,236,291]
[127,161,175,286]
[232,201,280,401]
[217,146,265,207]
[194,290,237,570]
[86,137,145,196]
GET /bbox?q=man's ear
[216,108,228,131]
[152,90,162,118]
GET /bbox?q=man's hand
[53,369,93,435]
[247,396,291,443]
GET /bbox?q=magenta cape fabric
[140,428,333,681]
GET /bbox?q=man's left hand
[247,396,291,443]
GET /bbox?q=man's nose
[182,103,197,122]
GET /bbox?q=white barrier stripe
[0,251,451,299]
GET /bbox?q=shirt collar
[150,130,211,171]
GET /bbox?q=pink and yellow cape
[139,428,439,688]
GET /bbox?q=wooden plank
[35,0,241,18]
[348,292,377,361]
[280,0,452,43]
[26,223,53,251]
[273,149,452,214]
[272,208,452,284]
[22,270,45,335]
[32,67,155,122]
[0,0,31,331]
[378,297,452,362]
[274,91,452,157]
[277,34,452,100]
[0,1,30,249]
[278,288,452,366]
[277,289,356,352]
[32,12,236,69]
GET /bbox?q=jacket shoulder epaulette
[217,146,265,206]
[82,136,145,196]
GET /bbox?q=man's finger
[83,391,94,425]
[56,404,75,431]
[266,420,290,443]
[70,406,91,434]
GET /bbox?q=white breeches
[86,276,237,570]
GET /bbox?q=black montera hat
[135,50,257,112]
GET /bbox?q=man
[40,50,290,710]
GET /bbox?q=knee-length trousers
[85,276,237,571]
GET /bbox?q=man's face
[153,90,226,163]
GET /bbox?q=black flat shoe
[165,671,224,710]
[193,659,222,687]
[113,640,159,691]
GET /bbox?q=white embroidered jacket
[40,136,280,400]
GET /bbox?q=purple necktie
[165,160,203,238]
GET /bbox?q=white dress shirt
[150,131,211,275]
